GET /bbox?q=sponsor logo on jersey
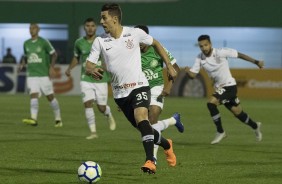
[114,82,136,90]
[123,33,131,37]
[104,38,112,42]
[28,53,42,63]
[143,69,158,81]
[125,39,134,49]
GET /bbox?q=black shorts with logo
[115,86,151,127]
[213,85,240,107]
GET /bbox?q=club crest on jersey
[150,59,158,68]
[125,39,134,49]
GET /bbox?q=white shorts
[27,77,54,96]
[150,85,164,109]
[80,81,108,105]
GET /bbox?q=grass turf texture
[0,94,281,184]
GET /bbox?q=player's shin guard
[138,120,154,161]
[236,111,257,129]
[207,103,224,133]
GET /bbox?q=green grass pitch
[0,94,281,184]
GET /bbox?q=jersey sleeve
[135,28,153,45]
[163,47,176,65]
[44,39,55,55]
[86,37,101,64]
[73,39,80,58]
[217,48,238,58]
[190,55,202,74]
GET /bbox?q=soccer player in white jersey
[134,25,184,162]
[86,3,177,174]
[18,23,62,127]
[185,35,264,144]
[65,18,116,139]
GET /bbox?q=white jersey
[87,26,153,98]
[190,48,238,88]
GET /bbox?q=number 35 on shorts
[136,92,148,100]
[216,88,226,95]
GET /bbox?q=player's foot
[22,118,38,126]
[107,114,116,131]
[54,120,63,128]
[211,132,226,144]
[254,122,262,141]
[173,113,184,133]
[86,133,98,140]
[141,160,156,174]
[164,139,176,167]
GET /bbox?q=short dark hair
[84,17,95,25]
[101,3,122,23]
[134,25,149,34]
[198,35,211,42]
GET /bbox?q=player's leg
[22,77,40,126]
[225,99,262,141]
[95,83,116,131]
[81,81,97,139]
[208,92,226,144]
[42,77,62,127]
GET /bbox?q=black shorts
[213,85,240,107]
[115,86,151,127]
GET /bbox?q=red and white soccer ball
[78,161,102,183]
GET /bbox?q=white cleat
[211,132,227,145]
[255,122,262,141]
[86,133,98,140]
[107,114,116,131]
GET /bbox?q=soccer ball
[78,161,102,183]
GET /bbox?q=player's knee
[207,102,219,115]
[207,102,216,111]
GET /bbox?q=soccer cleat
[141,160,156,174]
[54,120,63,128]
[211,132,227,145]
[22,118,38,126]
[107,114,116,131]
[86,133,98,140]
[173,113,184,133]
[164,139,176,167]
[255,122,262,141]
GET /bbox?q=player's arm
[49,51,58,79]
[65,56,79,77]
[17,55,27,73]
[237,52,264,69]
[184,66,197,79]
[163,63,180,96]
[151,39,177,79]
[85,38,104,80]
[85,61,104,80]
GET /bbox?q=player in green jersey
[18,23,63,127]
[135,25,184,162]
[65,18,116,139]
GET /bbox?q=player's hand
[90,68,104,80]
[17,65,24,73]
[49,67,56,79]
[256,60,264,69]
[65,69,71,77]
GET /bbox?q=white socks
[30,98,39,120]
[50,98,61,121]
[104,105,111,116]
[85,108,96,133]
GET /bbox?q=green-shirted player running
[18,23,63,127]
[65,18,116,139]
[135,25,184,162]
